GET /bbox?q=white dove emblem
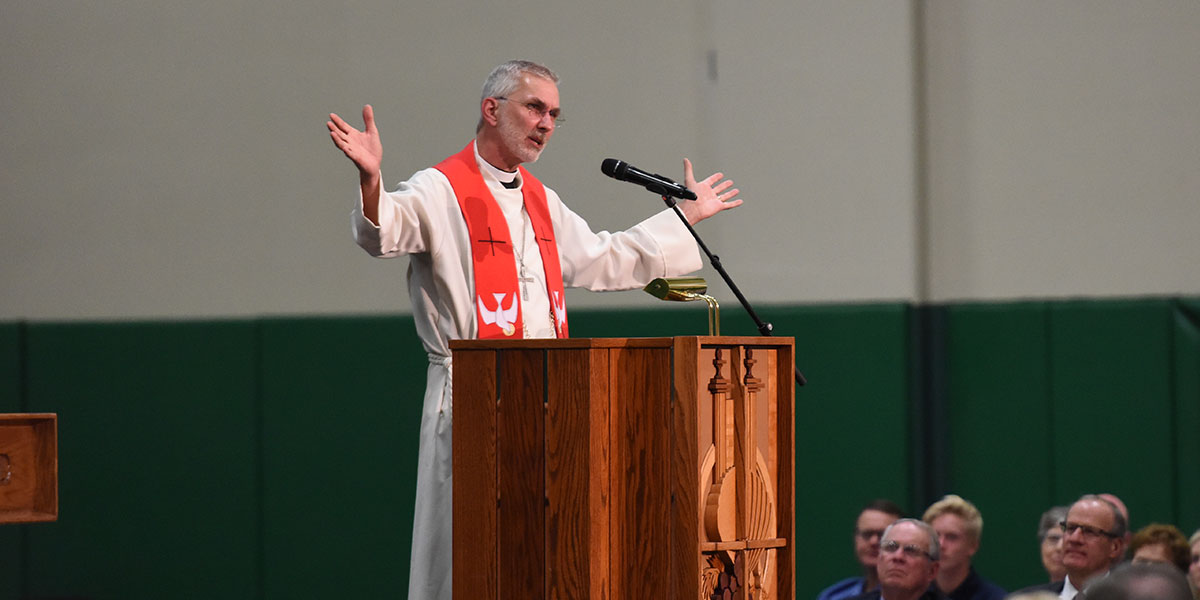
[478,292,519,336]
[552,290,567,333]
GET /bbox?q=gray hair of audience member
[1083,562,1193,600]
[1076,494,1129,539]
[882,517,941,561]
[1190,528,1200,546]
[476,60,561,132]
[1038,506,1069,541]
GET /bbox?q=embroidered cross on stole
[434,142,569,339]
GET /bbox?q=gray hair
[1038,505,1069,541]
[476,60,559,132]
[480,60,559,101]
[882,517,941,561]
[1083,562,1192,600]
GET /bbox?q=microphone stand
[663,195,807,386]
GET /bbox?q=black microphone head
[601,158,627,180]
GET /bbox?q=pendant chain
[513,207,558,339]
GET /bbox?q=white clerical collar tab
[473,142,520,187]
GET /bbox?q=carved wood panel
[698,346,784,600]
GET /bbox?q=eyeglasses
[494,96,565,126]
[1059,521,1119,540]
[855,528,886,541]
[880,540,936,561]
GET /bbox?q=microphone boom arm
[662,195,807,386]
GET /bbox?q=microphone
[601,158,697,201]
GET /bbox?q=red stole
[434,142,569,339]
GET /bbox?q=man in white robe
[327,60,743,600]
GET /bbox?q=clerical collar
[473,143,521,189]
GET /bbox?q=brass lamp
[643,277,720,335]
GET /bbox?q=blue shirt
[817,576,871,600]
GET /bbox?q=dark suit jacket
[946,567,1007,600]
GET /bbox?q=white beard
[497,112,545,165]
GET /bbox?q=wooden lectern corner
[0,413,59,524]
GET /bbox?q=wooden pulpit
[451,337,795,599]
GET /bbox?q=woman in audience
[1036,506,1068,583]
[1187,529,1199,600]
[1129,523,1190,573]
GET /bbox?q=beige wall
[923,1,1200,301]
[2,1,1197,320]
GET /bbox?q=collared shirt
[1060,575,1081,600]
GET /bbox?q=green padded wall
[259,316,425,599]
[939,298,1199,592]
[771,304,913,600]
[944,302,1054,589]
[1,323,23,600]
[1048,300,1175,525]
[0,322,18,412]
[1172,300,1200,533]
[21,321,260,599]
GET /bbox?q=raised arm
[676,158,743,225]
[327,105,384,225]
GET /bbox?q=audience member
[1083,562,1192,600]
[1128,523,1189,572]
[1187,529,1199,600]
[1038,506,1070,583]
[1014,494,1126,599]
[1005,593,1058,600]
[922,495,1006,600]
[818,499,905,600]
[1099,493,1131,561]
[849,518,946,600]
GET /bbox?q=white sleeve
[551,188,703,291]
[350,168,452,258]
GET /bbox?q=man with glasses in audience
[848,518,946,600]
[1016,494,1128,600]
[819,499,906,600]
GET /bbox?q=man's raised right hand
[328,104,383,224]
[327,105,383,183]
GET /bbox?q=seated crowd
[816,493,1200,600]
